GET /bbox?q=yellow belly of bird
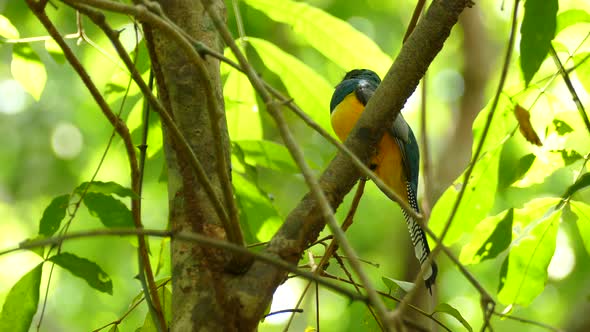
[331,93,408,202]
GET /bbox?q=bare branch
[549,45,590,135]
[25,2,165,329]
[3,228,368,303]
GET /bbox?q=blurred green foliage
[0,0,589,331]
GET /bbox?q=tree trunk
[142,0,470,330]
[144,0,235,330]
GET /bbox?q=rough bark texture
[229,0,472,329]
[145,0,234,330]
[145,0,470,330]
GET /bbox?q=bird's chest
[330,93,407,198]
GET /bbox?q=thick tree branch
[227,0,472,328]
[202,2,394,329]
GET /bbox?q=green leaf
[433,303,473,332]
[38,194,70,237]
[503,154,535,187]
[429,148,502,245]
[0,264,42,332]
[145,116,163,158]
[223,50,262,141]
[520,0,558,86]
[105,82,128,97]
[0,15,19,39]
[76,181,138,199]
[233,140,300,173]
[556,9,590,34]
[497,198,561,307]
[558,149,583,166]
[498,254,510,292]
[242,0,391,74]
[381,276,414,294]
[233,172,282,243]
[11,43,47,100]
[44,38,65,64]
[125,98,145,134]
[430,95,515,245]
[460,209,513,265]
[48,252,113,294]
[155,237,169,276]
[570,200,590,256]
[83,192,134,228]
[552,119,573,135]
[562,173,590,200]
[248,37,333,131]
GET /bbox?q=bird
[329,69,437,292]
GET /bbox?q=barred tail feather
[403,182,438,293]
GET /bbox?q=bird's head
[330,69,381,112]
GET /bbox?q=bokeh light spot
[0,79,27,114]
[51,122,83,159]
[433,69,465,102]
[264,279,303,325]
[548,230,575,280]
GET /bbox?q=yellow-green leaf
[430,95,515,245]
[224,59,262,140]
[460,209,513,265]
[497,198,561,307]
[556,9,590,34]
[11,43,47,100]
[520,0,558,86]
[0,264,42,332]
[0,15,19,39]
[570,200,590,256]
[242,0,391,74]
[434,303,473,332]
[248,37,332,131]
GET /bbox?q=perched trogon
[329,69,438,292]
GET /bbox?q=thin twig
[24,2,166,330]
[114,2,420,219]
[419,74,433,218]
[434,0,519,254]
[333,251,384,331]
[321,272,452,332]
[92,278,172,332]
[61,0,242,250]
[264,308,304,318]
[137,0,244,248]
[403,0,427,43]
[492,311,564,332]
[137,71,154,193]
[320,180,366,266]
[202,3,396,330]
[549,45,590,135]
[411,3,522,322]
[283,181,368,331]
[3,228,368,303]
[231,0,246,41]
